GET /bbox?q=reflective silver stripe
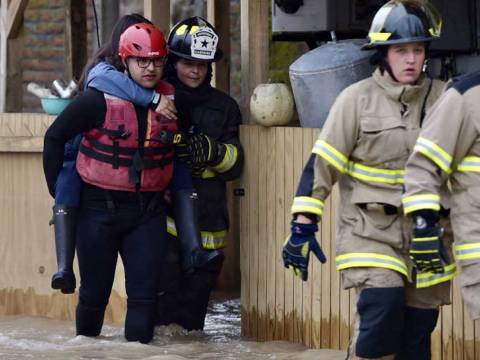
[212,144,238,173]
[455,243,480,261]
[457,156,480,172]
[415,138,452,174]
[347,163,404,184]
[167,216,226,250]
[416,263,456,288]
[291,196,324,216]
[166,216,177,236]
[402,194,440,214]
[312,140,348,173]
[201,230,227,249]
[336,253,408,276]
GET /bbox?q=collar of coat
[372,68,429,104]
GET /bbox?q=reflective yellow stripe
[189,25,199,34]
[291,196,324,216]
[347,162,404,184]
[336,253,408,277]
[175,24,188,35]
[212,144,238,173]
[369,32,391,41]
[201,168,216,179]
[455,242,480,261]
[313,140,404,184]
[166,216,226,249]
[412,236,438,242]
[201,230,227,249]
[402,194,441,214]
[312,140,348,173]
[410,250,437,254]
[416,263,456,288]
[166,216,177,237]
[457,156,480,172]
[414,137,452,174]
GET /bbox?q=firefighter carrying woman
[43,14,243,343]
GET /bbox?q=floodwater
[0,299,346,360]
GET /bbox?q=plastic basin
[41,98,73,115]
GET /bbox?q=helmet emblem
[190,26,218,60]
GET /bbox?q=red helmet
[118,23,167,60]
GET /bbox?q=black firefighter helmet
[362,0,442,50]
[167,16,223,62]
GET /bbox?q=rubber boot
[125,299,156,343]
[76,302,104,337]
[395,307,439,360]
[171,189,222,274]
[178,252,224,330]
[51,205,77,294]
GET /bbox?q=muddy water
[0,299,345,360]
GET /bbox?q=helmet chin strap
[380,59,399,83]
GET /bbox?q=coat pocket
[357,116,408,164]
[350,185,404,249]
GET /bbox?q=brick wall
[20,0,241,112]
[22,0,96,112]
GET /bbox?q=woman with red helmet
[43,16,175,343]
[85,16,244,332]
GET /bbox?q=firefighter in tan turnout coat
[282,1,452,359]
[403,70,480,321]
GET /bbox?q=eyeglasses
[135,57,166,68]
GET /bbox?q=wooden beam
[241,0,269,123]
[207,0,231,94]
[6,0,28,39]
[64,0,87,81]
[100,0,119,45]
[0,0,7,112]
[6,26,23,111]
[143,0,170,35]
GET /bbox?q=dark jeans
[75,202,167,343]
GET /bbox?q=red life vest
[76,80,177,192]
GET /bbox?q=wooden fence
[1,114,479,357]
[239,125,480,359]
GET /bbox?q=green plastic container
[41,98,73,115]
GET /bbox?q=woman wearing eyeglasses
[43,17,175,344]
[84,16,243,332]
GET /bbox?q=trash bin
[289,39,374,128]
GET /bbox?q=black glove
[282,221,326,281]
[410,210,449,274]
[176,133,224,167]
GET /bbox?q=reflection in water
[0,299,345,360]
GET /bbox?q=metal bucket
[289,39,374,128]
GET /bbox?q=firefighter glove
[177,133,223,166]
[410,210,449,274]
[282,221,326,281]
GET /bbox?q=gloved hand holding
[410,209,449,274]
[176,133,224,167]
[282,221,326,281]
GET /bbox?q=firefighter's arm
[291,86,360,220]
[207,101,244,181]
[403,88,476,214]
[284,86,359,279]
